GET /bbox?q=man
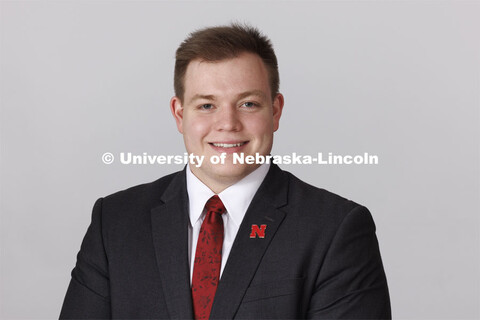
[60,24,391,319]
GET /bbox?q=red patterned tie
[192,195,226,320]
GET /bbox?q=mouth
[209,142,248,148]
[208,141,249,153]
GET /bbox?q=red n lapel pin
[250,224,267,238]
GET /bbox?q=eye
[241,101,257,108]
[199,104,213,110]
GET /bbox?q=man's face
[170,52,284,192]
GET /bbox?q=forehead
[183,52,271,100]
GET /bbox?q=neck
[188,166,260,194]
[191,173,238,194]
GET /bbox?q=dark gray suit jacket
[60,164,391,319]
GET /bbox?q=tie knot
[205,195,226,215]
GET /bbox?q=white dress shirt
[186,163,270,283]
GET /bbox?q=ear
[272,93,284,132]
[170,96,184,133]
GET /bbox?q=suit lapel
[210,164,289,319]
[151,169,194,319]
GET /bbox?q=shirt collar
[186,163,270,228]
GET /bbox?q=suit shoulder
[100,170,181,210]
[283,170,364,218]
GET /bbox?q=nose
[214,105,242,132]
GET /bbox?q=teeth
[212,142,245,148]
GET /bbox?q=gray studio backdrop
[1,1,479,319]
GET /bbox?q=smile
[210,142,247,148]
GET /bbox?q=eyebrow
[188,94,216,104]
[188,90,267,104]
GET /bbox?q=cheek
[183,116,210,140]
[246,114,274,137]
